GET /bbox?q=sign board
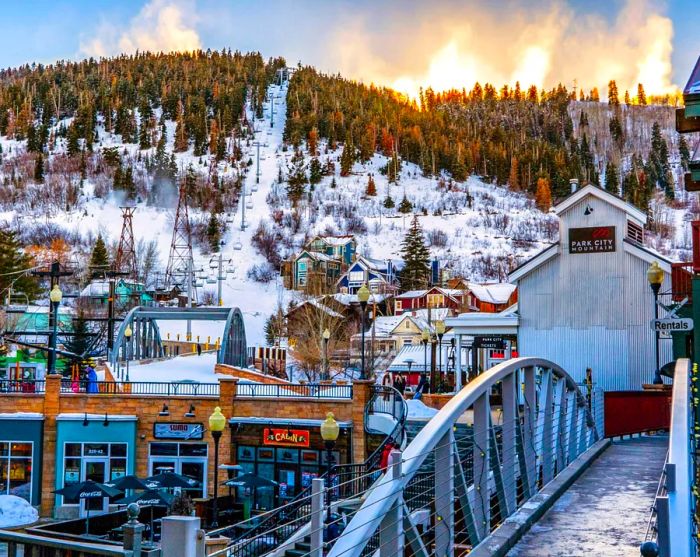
[154,422,204,440]
[650,318,694,332]
[263,428,310,447]
[473,336,506,349]
[569,226,616,254]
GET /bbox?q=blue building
[336,256,399,295]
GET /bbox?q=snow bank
[0,495,38,528]
[406,399,439,419]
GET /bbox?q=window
[0,442,33,503]
[349,270,364,283]
[403,338,413,346]
[427,294,444,307]
[627,221,644,245]
[61,442,128,505]
[395,300,402,311]
[405,321,411,329]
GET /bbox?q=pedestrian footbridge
[210,358,691,557]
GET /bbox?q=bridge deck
[508,435,668,557]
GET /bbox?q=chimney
[570,179,579,194]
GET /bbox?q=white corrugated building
[509,184,673,391]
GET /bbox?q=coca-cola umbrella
[144,471,200,490]
[223,473,278,509]
[54,480,123,534]
[118,489,175,537]
[105,475,151,491]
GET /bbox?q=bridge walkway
[508,435,668,557]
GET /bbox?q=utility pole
[186,257,193,341]
[213,248,227,307]
[270,95,274,128]
[105,269,129,354]
[240,173,247,231]
[31,261,73,374]
[114,207,138,278]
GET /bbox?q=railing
[0,379,46,393]
[646,358,693,557]
[60,380,220,397]
[671,262,693,302]
[0,529,148,556]
[328,357,601,557]
[208,385,407,556]
[235,383,352,399]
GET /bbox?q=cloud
[80,0,201,58]
[313,0,677,98]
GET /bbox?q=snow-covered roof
[311,235,355,247]
[467,282,516,305]
[296,251,338,263]
[387,343,461,372]
[291,299,345,319]
[396,287,466,300]
[368,315,403,337]
[332,293,389,306]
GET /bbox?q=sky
[1,0,699,97]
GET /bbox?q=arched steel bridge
[107,306,247,369]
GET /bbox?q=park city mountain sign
[569,226,616,254]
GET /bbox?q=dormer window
[627,221,644,245]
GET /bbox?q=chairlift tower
[165,183,197,310]
[114,207,138,278]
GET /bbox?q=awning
[228,417,353,428]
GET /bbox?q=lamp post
[208,406,227,529]
[322,328,331,380]
[48,284,62,375]
[421,328,429,384]
[124,325,133,382]
[357,284,370,379]
[647,261,664,384]
[435,320,445,389]
[320,412,339,526]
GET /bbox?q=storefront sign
[650,318,694,332]
[569,226,616,254]
[473,336,506,349]
[154,423,204,440]
[263,428,310,447]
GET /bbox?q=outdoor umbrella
[223,473,278,511]
[118,489,175,538]
[105,475,151,491]
[54,480,123,534]
[144,471,200,490]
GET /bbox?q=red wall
[604,390,671,437]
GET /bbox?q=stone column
[351,380,374,464]
[214,378,238,497]
[41,374,62,517]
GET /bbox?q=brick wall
[0,375,373,517]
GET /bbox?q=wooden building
[509,184,673,391]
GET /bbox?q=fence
[60,380,221,397]
[0,529,148,556]
[235,383,353,399]
[0,379,46,393]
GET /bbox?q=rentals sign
[650,318,694,332]
[569,226,616,254]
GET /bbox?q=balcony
[671,262,693,302]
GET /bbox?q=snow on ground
[406,399,439,419]
[0,495,38,528]
[125,353,223,383]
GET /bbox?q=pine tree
[383,193,395,209]
[123,166,136,199]
[0,228,40,301]
[90,234,110,274]
[330,177,337,189]
[637,83,647,105]
[309,157,322,185]
[67,124,80,157]
[366,174,377,196]
[680,135,691,170]
[509,156,519,190]
[34,154,44,183]
[624,90,631,105]
[64,310,92,361]
[308,127,318,156]
[113,165,123,190]
[604,161,619,193]
[399,215,431,291]
[174,100,188,152]
[286,148,307,204]
[398,193,413,214]
[607,80,619,106]
[340,134,354,177]
[535,177,552,211]
[207,213,221,252]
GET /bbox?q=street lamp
[124,325,133,382]
[357,284,370,379]
[421,328,430,384]
[435,320,446,385]
[48,284,62,375]
[208,406,227,529]
[322,328,331,381]
[647,261,664,384]
[320,412,340,526]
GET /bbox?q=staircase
[211,385,407,557]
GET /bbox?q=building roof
[396,286,466,300]
[467,282,516,305]
[332,293,390,306]
[311,235,355,247]
[555,184,647,225]
[295,250,337,263]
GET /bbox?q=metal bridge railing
[324,357,600,557]
[645,358,693,557]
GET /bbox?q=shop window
[276,448,299,464]
[257,447,275,462]
[150,443,178,456]
[238,446,255,462]
[0,442,33,504]
[148,443,208,499]
[61,442,127,506]
[179,444,207,457]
